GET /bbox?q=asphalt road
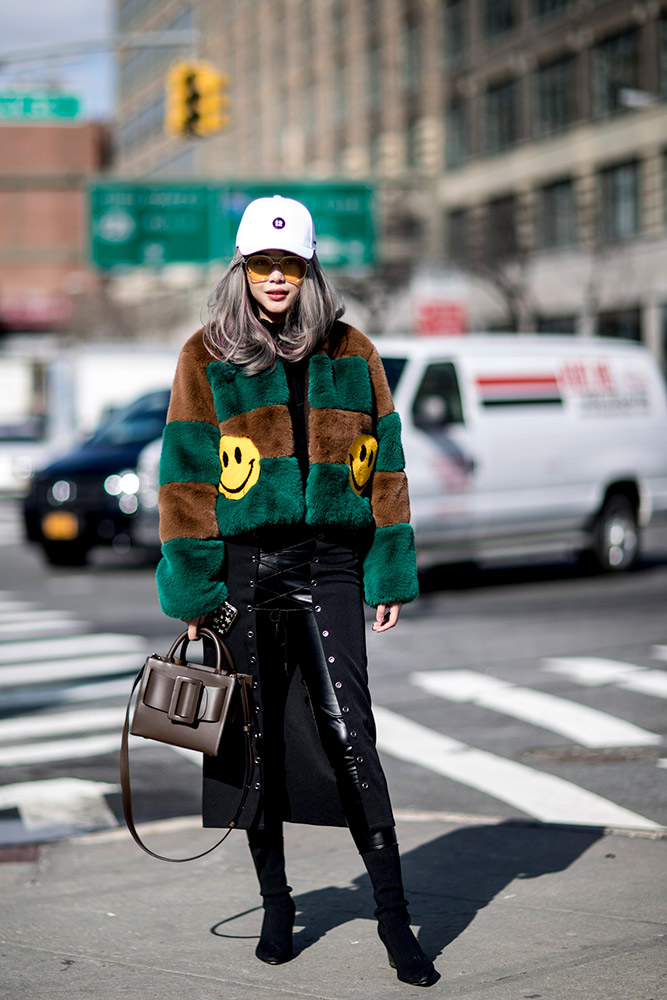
[1,498,666,845]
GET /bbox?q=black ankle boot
[362,844,438,987]
[247,825,296,965]
[256,893,296,964]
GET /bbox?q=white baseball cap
[235,195,316,260]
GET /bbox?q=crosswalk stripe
[0,733,123,766]
[0,778,119,833]
[0,619,90,638]
[1,677,133,712]
[0,609,80,623]
[374,706,662,830]
[544,657,667,700]
[0,707,125,743]
[0,602,42,614]
[0,653,142,688]
[411,670,662,748]
[0,633,146,664]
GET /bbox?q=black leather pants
[252,535,395,855]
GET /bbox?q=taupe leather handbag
[120,628,256,862]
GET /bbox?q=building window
[598,309,641,342]
[367,41,382,114]
[485,79,519,153]
[599,162,640,242]
[484,0,517,39]
[534,0,571,15]
[404,15,422,93]
[446,208,470,263]
[485,195,518,260]
[536,315,576,334]
[592,29,640,118]
[446,100,468,167]
[660,18,667,98]
[535,55,577,135]
[539,179,576,249]
[406,116,420,169]
[444,0,466,61]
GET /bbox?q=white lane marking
[0,602,41,614]
[0,778,119,832]
[0,632,146,664]
[544,657,667,700]
[0,707,125,743]
[0,609,79,623]
[412,670,662,748]
[374,706,662,830]
[0,734,123,766]
[1,677,132,712]
[0,619,91,638]
[0,653,142,688]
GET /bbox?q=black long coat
[201,531,395,834]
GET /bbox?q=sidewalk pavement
[1,813,665,1000]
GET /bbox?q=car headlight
[104,471,140,496]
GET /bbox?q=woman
[156,195,437,987]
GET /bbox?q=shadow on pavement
[210,820,604,961]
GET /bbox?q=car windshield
[89,391,170,448]
[380,357,407,393]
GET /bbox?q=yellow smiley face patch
[219,435,261,499]
[347,434,377,495]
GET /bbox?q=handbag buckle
[168,675,203,724]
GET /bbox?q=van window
[380,356,407,393]
[413,362,464,427]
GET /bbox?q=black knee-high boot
[247,825,296,964]
[361,841,438,987]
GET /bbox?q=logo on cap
[272,217,285,229]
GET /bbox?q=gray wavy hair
[203,250,344,373]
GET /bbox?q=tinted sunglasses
[245,254,309,286]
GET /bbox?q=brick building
[0,122,109,334]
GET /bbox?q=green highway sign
[89,181,375,269]
[0,92,80,121]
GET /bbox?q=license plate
[42,511,79,541]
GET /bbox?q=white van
[379,335,667,572]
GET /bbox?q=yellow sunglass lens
[245,255,308,285]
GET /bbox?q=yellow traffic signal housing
[165,61,230,138]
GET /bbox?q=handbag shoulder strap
[120,666,256,863]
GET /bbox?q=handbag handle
[167,627,236,675]
[119,639,256,863]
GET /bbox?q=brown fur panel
[367,348,395,419]
[220,404,293,458]
[309,408,373,464]
[159,481,220,543]
[167,329,219,426]
[371,470,411,527]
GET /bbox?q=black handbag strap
[119,642,256,863]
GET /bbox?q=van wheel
[42,541,90,567]
[587,495,639,573]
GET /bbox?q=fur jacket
[156,320,419,619]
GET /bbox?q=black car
[23,389,170,566]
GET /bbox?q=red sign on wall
[415,300,467,336]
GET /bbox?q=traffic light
[165,61,230,138]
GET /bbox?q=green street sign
[0,92,80,121]
[89,181,375,269]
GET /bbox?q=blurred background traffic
[1,0,667,563]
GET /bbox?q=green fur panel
[376,411,406,472]
[305,462,374,529]
[159,421,221,486]
[156,537,228,620]
[308,355,372,413]
[206,360,289,423]
[362,523,419,606]
[216,456,305,535]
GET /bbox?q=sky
[0,0,115,120]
